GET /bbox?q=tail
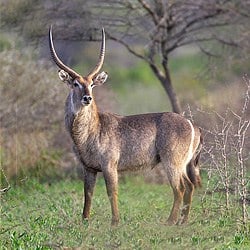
[187,131,203,188]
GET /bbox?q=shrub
[0,49,66,183]
[0,48,116,185]
[195,78,250,229]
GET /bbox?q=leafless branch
[198,45,221,58]
[107,32,148,62]
[138,0,159,24]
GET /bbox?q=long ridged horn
[87,28,105,79]
[49,25,80,79]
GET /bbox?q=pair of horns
[49,26,105,79]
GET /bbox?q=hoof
[111,219,119,227]
[177,215,189,225]
[179,219,188,225]
[166,219,177,226]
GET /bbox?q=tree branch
[198,45,221,58]
[106,32,148,62]
[138,0,159,24]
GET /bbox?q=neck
[71,101,99,145]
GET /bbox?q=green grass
[1,176,249,249]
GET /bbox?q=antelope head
[49,26,108,108]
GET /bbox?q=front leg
[82,169,97,221]
[102,165,119,226]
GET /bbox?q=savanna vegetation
[1,39,249,249]
[1,177,249,249]
[1,0,249,249]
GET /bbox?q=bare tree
[88,0,250,113]
[200,79,249,228]
[1,0,250,113]
[234,79,250,227]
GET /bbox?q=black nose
[82,95,92,104]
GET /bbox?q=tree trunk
[149,62,182,114]
[163,63,182,114]
[160,76,182,114]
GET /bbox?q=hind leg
[161,156,186,225]
[179,175,194,224]
[166,171,185,225]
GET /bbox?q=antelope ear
[58,70,73,84]
[92,71,108,87]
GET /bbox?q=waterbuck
[49,26,202,226]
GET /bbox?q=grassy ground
[1,176,249,249]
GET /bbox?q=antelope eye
[73,82,79,87]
